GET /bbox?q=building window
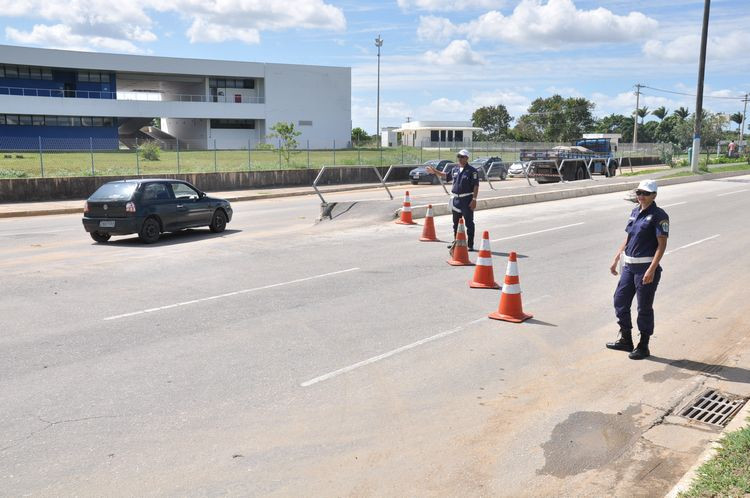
[447,130,454,141]
[5,66,18,78]
[5,115,19,125]
[209,78,254,89]
[440,130,446,141]
[298,120,313,126]
[455,130,463,141]
[78,71,110,83]
[210,119,256,129]
[1,114,115,127]
[430,130,439,142]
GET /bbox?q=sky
[1,0,748,134]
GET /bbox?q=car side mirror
[198,191,206,198]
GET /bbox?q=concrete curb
[0,181,412,219]
[664,397,750,498]
[400,170,749,220]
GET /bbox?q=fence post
[90,137,95,176]
[379,146,383,167]
[401,142,404,164]
[357,141,361,165]
[307,140,310,168]
[176,139,181,174]
[278,139,282,167]
[213,139,218,173]
[135,137,140,175]
[38,136,44,177]
[333,139,336,166]
[438,141,441,160]
[420,144,423,163]
[248,139,252,172]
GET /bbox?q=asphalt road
[1,176,749,496]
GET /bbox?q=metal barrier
[312,165,394,205]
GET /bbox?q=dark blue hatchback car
[82,179,233,243]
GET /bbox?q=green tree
[514,95,596,142]
[351,127,369,144]
[471,105,513,140]
[652,106,668,121]
[636,106,650,125]
[673,107,690,120]
[730,112,744,131]
[593,113,634,142]
[268,122,302,166]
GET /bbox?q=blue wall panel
[0,126,119,150]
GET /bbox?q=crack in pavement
[1,415,120,453]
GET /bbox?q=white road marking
[491,222,584,242]
[104,267,360,321]
[0,227,78,237]
[717,189,748,197]
[665,234,720,256]
[661,201,688,208]
[301,317,488,387]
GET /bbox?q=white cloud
[1,0,346,51]
[425,40,485,65]
[416,90,531,121]
[643,30,750,63]
[5,24,140,53]
[417,0,657,48]
[417,16,458,43]
[398,0,506,11]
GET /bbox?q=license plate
[99,220,115,228]
[414,174,420,178]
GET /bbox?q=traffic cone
[395,191,417,225]
[489,251,533,322]
[447,218,473,266]
[419,204,439,241]
[469,231,499,289]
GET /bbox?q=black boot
[629,335,651,360]
[606,329,634,352]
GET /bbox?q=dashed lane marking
[104,267,361,321]
[665,234,720,256]
[661,202,688,208]
[490,222,584,242]
[716,189,748,197]
[300,317,488,387]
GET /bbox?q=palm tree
[652,106,668,121]
[730,112,744,131]
[636,106,650,125]
[674,107,690,120]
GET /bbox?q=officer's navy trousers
[614,263,662,336]
[452,204,475,249]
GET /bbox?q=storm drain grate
[680,389,746,427]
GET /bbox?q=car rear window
[90,182,137,201]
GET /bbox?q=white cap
[457,149,470,158]
[637,179,658,193]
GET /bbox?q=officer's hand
[642,268,655,284]
[426,166,436,174]
[610,259,619,276]
[469,199,477,210]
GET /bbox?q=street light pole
[375,35,383,148]
[691,0,711,173]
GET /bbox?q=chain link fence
[0,136,672,179]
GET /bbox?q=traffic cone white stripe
[505,261,519,276]
[425,206,433,217]
[502,283,522,294]
[479,238,491,251]
[402,205,412,212]
[476,256,493,266]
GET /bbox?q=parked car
[470,156,508,180]
[82,179,233,244]
[409,159,454,184]
[508,162,528,178]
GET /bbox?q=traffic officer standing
[607,179,669,360]
[426,149,479,250]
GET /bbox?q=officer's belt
[622,255,653,265]
[451,192,473,198]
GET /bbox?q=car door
[169,181,212,227]
[141,182,181,231]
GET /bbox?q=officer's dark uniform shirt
[445,164,478,212]
[624,202,669,260]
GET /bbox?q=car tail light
[83,201,89,213]
[126,202,136,214]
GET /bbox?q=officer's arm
[610,236,628,275]
[648,236,668,273]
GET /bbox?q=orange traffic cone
[447,218,473,266]
[489,251,533,322]
[419,204,439,241]
[469,231,499,289]
[396,191,417,225]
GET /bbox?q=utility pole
[740,93,748,154]
[375,35,383,148]
[691,0,711,173]
[633,84,642,147]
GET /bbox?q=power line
[641,84,745,101]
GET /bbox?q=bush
[139,141,161,161]
[0,169,28,178]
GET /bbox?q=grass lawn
[663,162,750,178]
[621,168,671,177]
[679,416,750,497]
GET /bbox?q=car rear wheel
[90,231,111,243]
[575,166,587,181]
[138,217,161,244]
[209,210,227,233]
[410,180,418,185]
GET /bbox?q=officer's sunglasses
[635,190,654,196]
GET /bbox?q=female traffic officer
[607,179,669,360]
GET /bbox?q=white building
[0,45,351,150]
[393,120,482,148]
